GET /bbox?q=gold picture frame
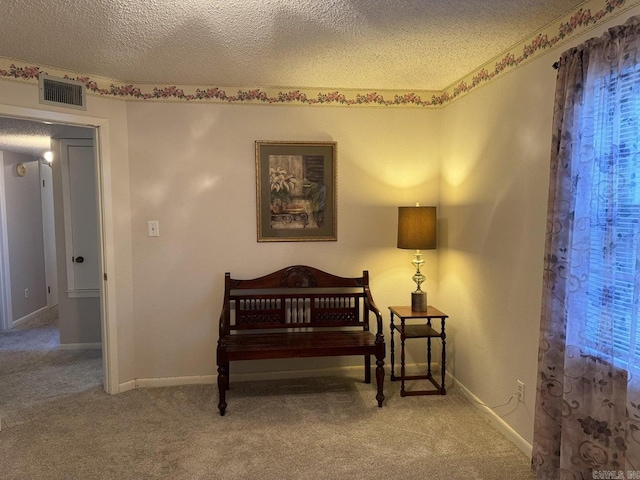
[256,141,337,242]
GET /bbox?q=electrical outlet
[24,288,29,298]
[516,380,525,402]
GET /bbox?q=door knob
[74,256,84,263]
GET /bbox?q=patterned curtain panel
[532,16,640,479]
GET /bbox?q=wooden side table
[389,306,448,396]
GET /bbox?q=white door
[60,139,100,296]
[40,160,58,307]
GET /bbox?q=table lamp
[397,204,436,312]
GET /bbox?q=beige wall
[440,58,554,443]
[127,102,441,378]
[439,5,640,445]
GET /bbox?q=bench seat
[224,331,381,359]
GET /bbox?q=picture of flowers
[256,141,337,242]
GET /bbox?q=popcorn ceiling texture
[0,0,584,91]
[0,118,90,158]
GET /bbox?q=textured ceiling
[0,117,91,159]
[1,0,584,91]
[0,0,597,157]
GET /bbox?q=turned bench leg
[375,356,385,407]
[364,355,371,384]
[217,364,228,416]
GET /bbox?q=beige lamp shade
[397,206,437,250]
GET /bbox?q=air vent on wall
[39,74,86,110]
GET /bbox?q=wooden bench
[216,265,386,416]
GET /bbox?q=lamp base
[411,291,427,312]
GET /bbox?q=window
[584,65,640,369]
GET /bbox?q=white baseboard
[11,306,48,328]
[453,375,533,457]
[134,375,215,388]
[58,342,102,350]
[118,380,136,393]
[118,376,214,393]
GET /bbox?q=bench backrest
[219,265,377,336]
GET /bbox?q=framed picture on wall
[256,141,337,242]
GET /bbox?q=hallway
[0,307,102,429]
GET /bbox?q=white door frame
[0,104,119,394]
[0,151,13,332]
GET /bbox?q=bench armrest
[364,286,384,340]
[218,300,230,342]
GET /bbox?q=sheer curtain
[533,16,640,479]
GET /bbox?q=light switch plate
[147,220,159,237]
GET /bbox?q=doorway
[0,104,117,394]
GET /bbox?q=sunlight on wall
[440,117,496,195]
[441,153,478,190]
[138,183,170,209]
[133,106,226,210]
[349,141,439,189]
[384,156,439,188]
[191,174,222,196]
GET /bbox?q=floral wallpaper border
[0,0,638,108]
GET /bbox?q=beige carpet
[0,310,535,479]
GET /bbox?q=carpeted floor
[0,309,535,479]
[0,308,102,428]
